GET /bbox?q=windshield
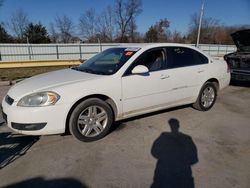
[75,47,140,75]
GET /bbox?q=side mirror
[131,65,149,74]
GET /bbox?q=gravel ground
[0,83,250,188]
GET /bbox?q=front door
[121,48,172,117]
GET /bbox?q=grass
[0,66,74,81]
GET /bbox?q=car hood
[231,29,250,52]
[8,68,103,100]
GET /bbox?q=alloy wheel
[77,106,108,137]
[201,86,215,108]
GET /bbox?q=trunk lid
[231,29,250,52]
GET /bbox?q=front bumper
[1,96,70,135]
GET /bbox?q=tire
[69,98,113,142]
[192,82,217,111]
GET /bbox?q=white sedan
[2,44,230,142]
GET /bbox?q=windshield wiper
[94,70,110,75]
[72,67,93,73]
[71,67,79,71]
[78,68,95,74]
[74,67,110,75]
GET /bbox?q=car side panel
[205,59,231,90]
[121,70,173,116]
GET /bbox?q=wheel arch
[194,78,219,103]
[205,78,219,91]
[65,94,118,134]
[193,79,218,111]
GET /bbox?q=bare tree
[155,18,170,42]
[170,30,185,43]
[96,6,116,42]
[79,8,97,42]
[49,23,60,43]
[127,16,136,42]
[9,9,29,40]
[188,13,221,44]
[187,13,250,44]
[144,18,170,42]
[55,15,74,43]
[115,0,142,42]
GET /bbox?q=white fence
[0,43,236,61]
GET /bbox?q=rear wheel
[193,82,217,111]
[69,98,113,142]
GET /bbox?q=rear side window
[194,51,208,64]
[166,47,208,68]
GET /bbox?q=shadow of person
[151,118,198,188]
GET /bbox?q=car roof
[116,43,208,57]
[118,43,197,50]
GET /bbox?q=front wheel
[69,98,113,142]
[193,82,217,111]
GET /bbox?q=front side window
[125,48,166,75]
[75,48,139,75]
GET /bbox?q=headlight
[17,91,60,107]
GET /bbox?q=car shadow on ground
[112,104,191,132]
[151,118,198,188]
[2,177,87,188]
[0,132,39,169]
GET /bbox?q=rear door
[164,47,209,102]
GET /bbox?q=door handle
[197,70,204,73]
[160,75,170,79]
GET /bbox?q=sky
[0,0,249,35]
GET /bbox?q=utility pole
[196,0,205,47]
[98,38,102,52]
